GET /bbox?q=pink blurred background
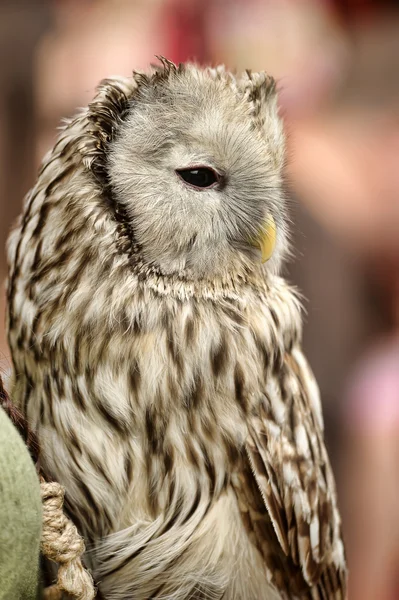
[1,1,399,597]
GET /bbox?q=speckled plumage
[6,60,347,599]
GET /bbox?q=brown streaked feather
[243,346,347,598]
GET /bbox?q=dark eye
[176,167,219,189]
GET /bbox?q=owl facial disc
[250,214,276,263]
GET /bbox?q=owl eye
[176,167,219,189]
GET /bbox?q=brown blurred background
[1,0,399,597]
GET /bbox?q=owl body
[7,62,347,599]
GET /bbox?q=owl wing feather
[241,345,347,598]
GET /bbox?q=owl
[7,59,347,599]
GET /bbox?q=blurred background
[1,0,398,597]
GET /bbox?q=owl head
[88,59,288,280]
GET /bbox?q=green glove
[0,406,42,600]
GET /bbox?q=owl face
[107,64,288,278]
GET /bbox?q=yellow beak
[250,214,276,263]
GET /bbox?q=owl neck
[114,229,271,301]
[128,249,274,302]
[107,201,273,297]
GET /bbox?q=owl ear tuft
[151,56,186,82]
[154,55,178,73]
[241,71,285,171]
[241,71,277,116]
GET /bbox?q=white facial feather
[107,64,287,278]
